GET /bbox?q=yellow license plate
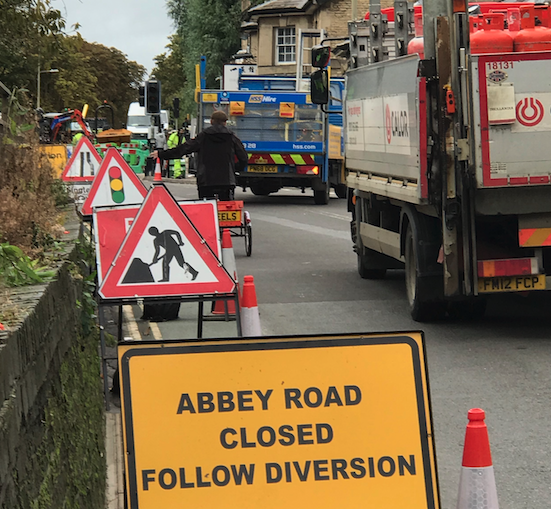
[247,165,278,173]
[478,274,546,293]
[218,210,242,222]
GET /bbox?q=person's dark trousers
[145,157,155,176]
[198,186,235,201]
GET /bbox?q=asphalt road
[143,181,551,509]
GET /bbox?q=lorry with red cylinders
[313,0,551,320]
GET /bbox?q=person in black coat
[151,110,248,200]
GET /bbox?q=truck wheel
[404,225,446,321]
[314,183,330,205]
[334,184,347,199]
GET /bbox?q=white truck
[313,0,551,321]
[126,102,169,140]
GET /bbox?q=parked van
[126,102,169,140]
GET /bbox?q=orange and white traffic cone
[211,229,238,318]
[241,275,261,337]
[456,408,499,509]
[153,158,162,182]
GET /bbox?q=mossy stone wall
[0,211,106,509]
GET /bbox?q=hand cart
[217,200,252,256]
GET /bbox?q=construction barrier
[120,147,148,174]
[94,142,149,174]
[456,408,500,509]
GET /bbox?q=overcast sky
[53,0,174,75]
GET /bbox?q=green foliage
[0,242,55,286]
[73,237,98,335]
[23,327,106,509]
[167,0,243,115]
[0,93,65,256]
[0,0,65,91]
[1,86,35,144]
[49,178,70,207]
[45,36,146,127]
[152,34,187,116]
[0,3,145,128]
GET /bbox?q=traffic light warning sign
[98,184,235,300]
[61,136,102,182]
[81,148,147,217]
[118,332,440,509]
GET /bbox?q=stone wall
[0,209,106,509]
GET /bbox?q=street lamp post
[37,64,59,110]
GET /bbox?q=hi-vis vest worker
[167,130,182,178]
[118,332,440,509]
[72,131,84,146]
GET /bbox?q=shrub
[0,89,65,256]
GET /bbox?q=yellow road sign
[40,144,68,178]
[280,102,295,118]
[119,332,439,509]
[230,101,246,116]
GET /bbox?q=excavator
[50,108,92,142]
[40,102,131,144]
[39,105,92,144]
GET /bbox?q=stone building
[239,0,395,76]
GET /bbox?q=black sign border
[120,332,438,509]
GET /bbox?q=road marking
[313,210,350,221]
[122,305,162,341]
[123,306,141,340]
[253,214,350,240]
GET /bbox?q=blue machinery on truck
[197,68,346,204]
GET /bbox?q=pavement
[103,300,240,508]
[102,172,245,507]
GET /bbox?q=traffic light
[310,69,329,105]
[138,85,145,107]
[146,79,161,114]
[109,166,125,204]
[311,44,331,68]
[173,97,180,118]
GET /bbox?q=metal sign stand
[99,291,241,410]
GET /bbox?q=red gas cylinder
[471,13,513,54]
[407,13,424,58]
[470,14,483,34]
[506,8,521,41]
[507,8,521,32]
[535,5,550,29]
[514,5,551,52]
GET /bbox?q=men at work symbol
[148,227,198,282]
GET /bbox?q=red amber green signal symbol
[109,166,125,204]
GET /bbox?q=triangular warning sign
[81,148,147,217]
[93,200,221,284]
[98,184,235,300]
[61,137,102,182]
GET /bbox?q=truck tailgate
[473,52,551,188]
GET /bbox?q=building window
[276,27,296,64]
